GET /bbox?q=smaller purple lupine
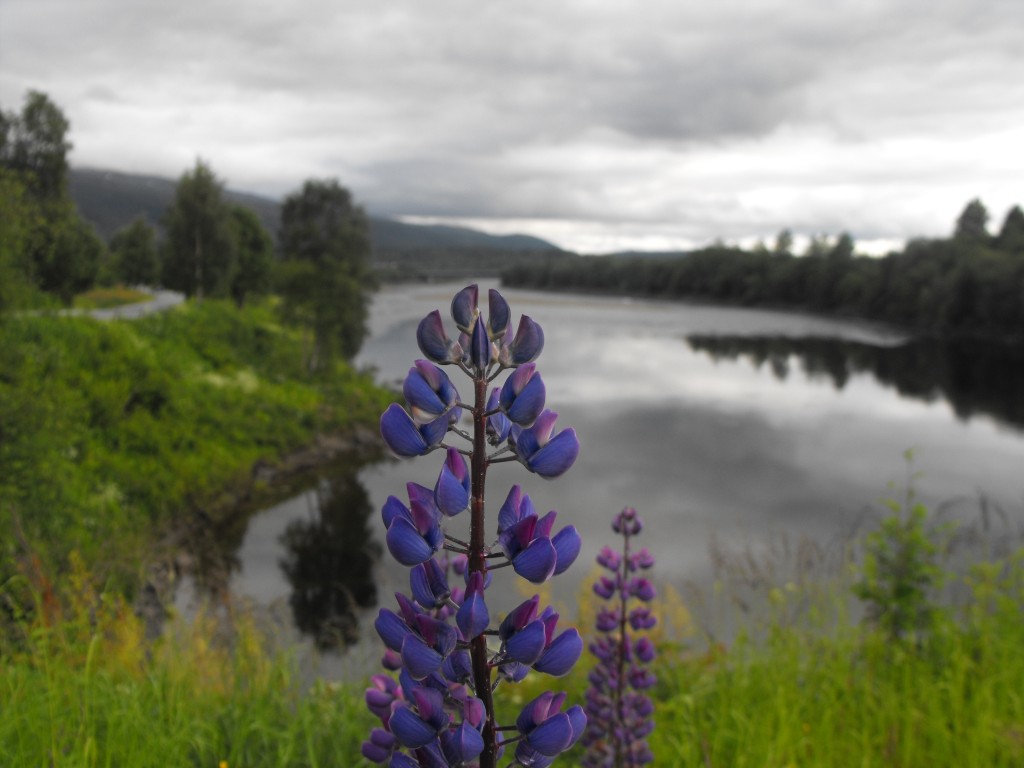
[582,507,657,768]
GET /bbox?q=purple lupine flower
[434,446,470,517]
[456,571,489,640]
[487,288,512,341]
[582,507,658,767]
[410,558,452,610]
[510,410,580,478]
[361,727,397,762]
[380,403,448,458]
[403,360,461,424]
[451,284,479,333]
[485,386,512,445]
[469,314,491,371]
[516,691,587,758]
[500,314,545,366]
[381,487,444,566]
[366,285,584,768]
[391,687,450,748]
[364,674,401,722]
[400,614,459,680]
[417,309,464,365]
[496,486,582,582]
[499,362,546,426]
[534,626,584,676]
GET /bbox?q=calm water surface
[206,280,1024,664]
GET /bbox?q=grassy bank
[0,298,394,589]
[2,543,1022,765]
[72,286,154,310]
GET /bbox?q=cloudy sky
[2,0,1022,254]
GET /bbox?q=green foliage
[109,216,159,286]
[229,204,274,306]
[953,197,990,242]
[28,204,105,303]
[5,525,1023,765]
[72,286,154,309]
[0,169,37,314]
[852,453,949,643]
[773,227,794,255]
[277,179,375,368]
[0,300,393,585]
[0,562,376,767]
[503,198,1024,339]
[996,205,1024,255]
[1,91,104,305]
[854,506,944,643]
[161,159,237,299]
[650,552,1024,767]
[0,90,71,202]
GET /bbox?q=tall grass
[1,554,375,767]
[3,545,1022,766]
[646,547,1024,767]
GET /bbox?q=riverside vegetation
[3,482,1023,765]
[0,299,393,592]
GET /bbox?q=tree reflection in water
[686,335,1024,430]
[278,467,381,651]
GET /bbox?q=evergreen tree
[229,205,274,307]
[277,179,374,369]
[0,169,35,314]
[953,198,990,242]
[161,160,236,299]
[30,213,104,304]
[804,233,831,258]
[829,231,855,260]
[773,228,794,256]
[110,217,159,286]
[1,90,101,303]
[0,90,71,201]
[996,205,1024,255]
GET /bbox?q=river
[187,280,1024,671]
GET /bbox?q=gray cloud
[2,0,1023,251]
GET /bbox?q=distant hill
[68,168,564,277]
[368,218,554,252]
[69,168,279,242]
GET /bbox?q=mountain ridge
[67,167,562,255]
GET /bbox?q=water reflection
[686,335,1024,430]
[278,469,382,651]
[179,454,383,652]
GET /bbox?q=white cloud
[2,0,1022,252]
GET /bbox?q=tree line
[1,90,374,367]
[502,202,1024,340]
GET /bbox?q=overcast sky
[2,0,1022,254]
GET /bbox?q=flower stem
[615,526,631,768]
[470,370,497,768]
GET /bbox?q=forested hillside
[68,167,566,279]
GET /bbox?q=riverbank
[3,525,1022,766]
[0,298,395,602]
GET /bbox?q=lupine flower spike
[366,285,584,768]
[582,507,657,767]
